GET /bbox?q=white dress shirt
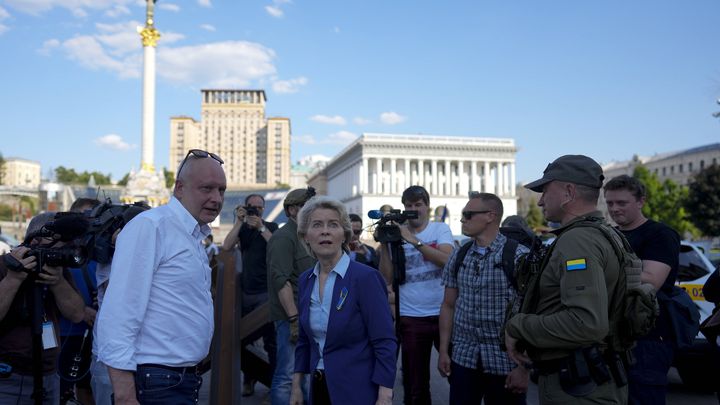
[96,197,214,370]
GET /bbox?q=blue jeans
[270,320,308,405]
[628,338,674,405]
[90,355,113,405]
[0,373,59,405]
[448,361,526,405]
[134,365,202,405]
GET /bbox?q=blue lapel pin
[336,287,348,310]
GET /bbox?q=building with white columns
[307,133,519,235]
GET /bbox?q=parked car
[673,241,719,390]
[0,233,19,248]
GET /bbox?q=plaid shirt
[441,233,529,375]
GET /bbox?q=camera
[26,246,86,268]
[371,209,419,244]
[81,200,150,264]
[245,206,260,217]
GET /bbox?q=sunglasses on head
[177,149,224,178]
[461,210,492,220]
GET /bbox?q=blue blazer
[294,260,397,404]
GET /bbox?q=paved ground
[199,349,719,404]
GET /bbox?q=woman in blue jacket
[290,196,397,405]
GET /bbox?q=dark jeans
[311,370,331,405]
[241,291,277,384]
[399,316,440,405]
[134,365,202,405]
[449,361,526,405]
[628,338,674,405]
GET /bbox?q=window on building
[689,162,693,172]
[670,166,674,174]
[701,160,705,169]
[679,164,683,173]
[662,167,666,176]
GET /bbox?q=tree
[525,197,545,229]
[685,164,720,236]
[163,167,174,188]
[0,152,5,185]
[633,166,698,237]
[117,173,130,186]
[55,166,112,185]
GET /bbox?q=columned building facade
[308,133,519,236]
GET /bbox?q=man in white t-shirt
[379,185,454,405]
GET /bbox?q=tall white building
[169,90,291,188]
[3,158,41,188]
[307,133,519,235]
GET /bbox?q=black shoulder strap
[452,241,474,278]
[502,238,519,289]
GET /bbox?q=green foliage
[55,166,112,185]
[0,203,12,220]
[117,173,130,186]
[0,152,5,185]
[632,166,698,237]
[275,182,291,189]
[685,164,720,236]
[163,167,174,188]
[525,197,545,229]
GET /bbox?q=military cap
[525,155,604,192]
[283,187,316,207]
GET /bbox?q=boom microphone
[45,212,90,241]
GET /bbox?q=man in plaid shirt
[438,192,530,405]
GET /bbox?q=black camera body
[373,209,419,244]
[27,246,86,269]
[82,200,149,264]
[245,206,260,217]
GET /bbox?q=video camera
[244,206,260,217]
[368,209,418,244]
[81,199,150,264]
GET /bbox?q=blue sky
[0,0,719,184]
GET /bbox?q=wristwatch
[259,226,267,233]
[414,240,424,249]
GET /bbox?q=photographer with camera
[348,214,379,269]
[222,194,278,397]
[0,212,86,404]
[378,185,453,405]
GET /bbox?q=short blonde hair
[297,196,353,258]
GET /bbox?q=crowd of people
[0,150,715,405]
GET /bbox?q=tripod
[383,238,406,345]
[30,254,48,405]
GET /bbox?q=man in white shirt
[378,185,454,405]
[96,149,226,405]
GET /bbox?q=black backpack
[452,226,539,289]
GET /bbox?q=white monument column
[390,158,397,194]
[444,160,451,195]
[510,162,516,196]
[431,160,438,195]
[374,158,382,194]
[417,159,424,188]
[470,161,478,192]
[404,159,410,190]
[497,162,504,196]
[360,158,368,194]
[483,161,491,193]
[139,0,160,172]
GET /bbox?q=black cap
[525,155,604,192]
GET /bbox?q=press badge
[42,322,58,350]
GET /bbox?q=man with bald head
[97,149,226,405]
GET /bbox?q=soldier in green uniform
[504,155,628,404]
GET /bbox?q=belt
[312,369,325,381]
[137,363,200,375]
[532,357,567,376]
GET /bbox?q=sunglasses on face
[352,229,363,236]
[177,149,224,178]
[461,210,492,220]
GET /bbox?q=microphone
[45,212,90,241]
[367,210,384,220]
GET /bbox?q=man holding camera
[267,188,317,405]
[378,185,454,405]
[0,213,85,404]
[222,194,278,396]
[348,213,379,269]
[97,149,226,405]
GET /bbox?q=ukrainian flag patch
[566,259,587,271]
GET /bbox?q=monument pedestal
[121,168,169,207]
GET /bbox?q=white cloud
[0,24,8,35]
[353,117,371,125]
[200,24,215,32]
[158,41,277,87]
[380,111,407,125]
[105,5,130,18]
[38,38,61,55]
[63,35,138,78]
[94,134,136,151]
[293,135,317,145]
[310,115,346,125]
[328,131,356,143]
[272,76,307,94]
[197,0,212,7]
[0,6,10,20]
[265,5,283,18]
[158,3,180,12]
[4,0,137,17]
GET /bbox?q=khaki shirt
[506,211,622,361]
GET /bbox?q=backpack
[452,226,539,289]
[567,219,659,352]
[657,286,700,350]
